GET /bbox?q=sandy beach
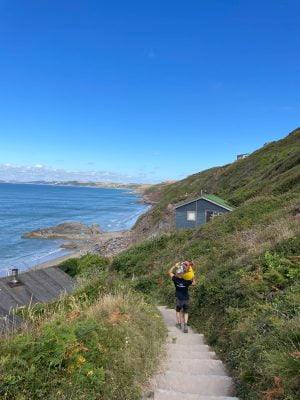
[29,251,82,271]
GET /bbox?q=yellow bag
[181,266,194,281]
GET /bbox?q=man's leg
[183,312,188,324]
[183,301,189,333]
[175,299,182,329]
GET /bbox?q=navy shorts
[175,298,189,313]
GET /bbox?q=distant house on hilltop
[175,194,234,230]
[0,266,75,333]
[236,153,249,160]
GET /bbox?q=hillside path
[145,306,239,400]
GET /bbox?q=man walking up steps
[168,262,195,333]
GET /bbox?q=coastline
[26,187,157,271]
[29,251,82,271]
[27,229,134,271]
[2,184,156,276]
[1,181,152,191]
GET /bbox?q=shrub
[59,254,110,278]
[59,257,79,277]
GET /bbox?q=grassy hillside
[0,256,166,400]
[114,129,300,399]
[134,128,300,237]
[113,192,300,399]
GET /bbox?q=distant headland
[0,179,150,190]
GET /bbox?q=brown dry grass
[107,308,130,325]
[86,292,132,325]
[263,377,284,400]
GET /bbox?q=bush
[273,235,300,256]
[59,257,79,277]
[59,254,110,278]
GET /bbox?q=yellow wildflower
[76,355,86,365]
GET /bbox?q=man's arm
[191,278,196,286]
[168,264,177,278]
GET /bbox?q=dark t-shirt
[172,276,192,300]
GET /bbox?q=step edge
[162,371,232,379]
[154,389,239,399]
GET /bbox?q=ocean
[0,183,149,277]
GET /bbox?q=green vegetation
[1,128,299,399]
[113,190,300,399]
[0,256,166,400]
[59,254,110,278]
[113,129,300,399]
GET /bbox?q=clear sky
[0,0,299,183]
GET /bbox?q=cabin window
[187,211,196,221]
[206,210,223,222]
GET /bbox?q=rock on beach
[22,222,102,240]
[22,222,133,258]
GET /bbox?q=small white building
[236,154,249,160]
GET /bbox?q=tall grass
[0,258,166,400]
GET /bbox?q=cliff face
[131,203,175,242]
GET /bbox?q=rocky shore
[21,183,170,269]
[22,222,102,240]
[22,222,134,260]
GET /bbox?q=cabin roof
[175,194,234,211]
[0,266,75,332]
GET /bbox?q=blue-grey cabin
[175,194,233,230]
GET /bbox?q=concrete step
[157,371,234,396]
[152,307,239,399]
[167,329,203,336]
[167,343,211,353]
[167,337,202,345]
[167,326,202,334]
[167,334,206,345]
[167,326,197,334]
[165,359,227,375]
[154,389,238,400]
[169,350,217,360]
[158,307,179,327]
[167,331,205,338]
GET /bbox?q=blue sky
[0,0,299,183]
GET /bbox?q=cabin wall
[175,199,231,229]
[175,201,197,229]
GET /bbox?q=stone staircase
[146,306,238,400]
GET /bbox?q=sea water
[0,183,149,276]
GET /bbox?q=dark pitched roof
[0,266,75,333]
[175,194,234,211]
